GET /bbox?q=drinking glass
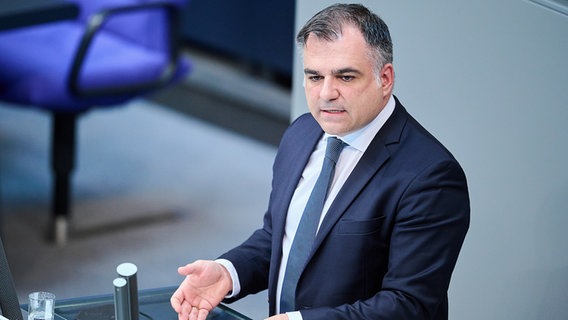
[28,292,55,320]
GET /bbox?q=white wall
[292,1,568,319]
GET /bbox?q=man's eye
[309,76,323,82]
[341,75,355,82]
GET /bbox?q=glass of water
[28,292,55,320]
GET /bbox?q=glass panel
[52,286,251,320]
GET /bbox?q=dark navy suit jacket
[220,97,470,319]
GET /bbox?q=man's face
[303,25,393,136]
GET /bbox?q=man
[171,3,469,320]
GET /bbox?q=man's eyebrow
[303,68,362,75]
[304,68,320,75]
[333,67,362,75]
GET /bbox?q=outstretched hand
[170,260,233,320]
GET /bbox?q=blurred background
[1,1,567,320]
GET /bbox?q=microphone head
[116,263,138,277]
[113,278,128,287]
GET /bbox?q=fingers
[198,308,209,320]
[170,288,182,312]
[189,305,199,319]
[186,305,209,320]
[176,300,192,320]
[171,288,194,319]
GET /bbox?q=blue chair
[0,0,191,244]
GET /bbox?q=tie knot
[325,137,346,164]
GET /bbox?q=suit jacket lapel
[271,116,323,245]
[269,115,323,306]
[313,100,409,253]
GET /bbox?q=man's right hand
[170,260,233,320]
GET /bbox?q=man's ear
[380,63,394,97]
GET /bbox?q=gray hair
[296,3,393,76]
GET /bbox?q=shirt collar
[326,95,396,152]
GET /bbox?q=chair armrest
[68,1,182,98]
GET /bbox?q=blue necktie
[280,136,346,313]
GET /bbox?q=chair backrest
[69,0,187,51]
[0,236,23,320]
[67,0,189,100]
[0,0,191,109]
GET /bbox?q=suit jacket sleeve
[217,208,273,300]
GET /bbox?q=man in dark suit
[171,4,469,320]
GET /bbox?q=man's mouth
[322,109,344,113]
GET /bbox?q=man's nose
[320,78,339,101]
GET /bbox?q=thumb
[177,263,195,276]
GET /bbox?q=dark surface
[0,0,78,31]
[181,0,295,81]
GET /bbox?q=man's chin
[320,124,350,137]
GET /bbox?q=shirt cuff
[286,311,303,320]
[215,259,241,298]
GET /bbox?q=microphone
[113,278,130,320]
[116,263,139,320]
